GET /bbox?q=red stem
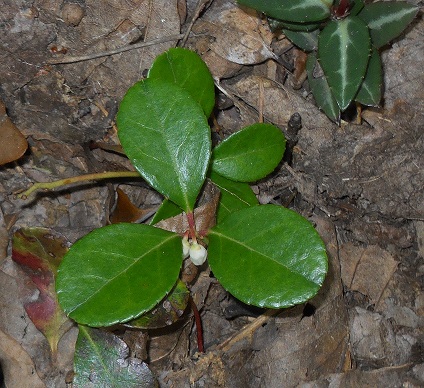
[186,212,197,243]
[189,297,204,353]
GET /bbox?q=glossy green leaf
[208,205,328,308]
[283,29,319,52]
[12,228,72,355]
[355,48,382,106]
[148,48,215,118]
[306,53,340,123]
[268,17,322,32]
[56,223,182,326]
[211,123,286,182]
[358,1,418,48]
[238,0,333,23]
[209,171,258,223]
[124,280,189,329]
[318,16,371,111]
[350,0,365,16]
[150,199,183,225]
[117,78,211,212]
[73,326,157,387]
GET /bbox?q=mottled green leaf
[208,205,328,308]
[238,0,332,23]
[306,53,340,122]
[358,1,418,48]
[209,171,258,223]
[148,48,215,117]
[211,123,286,182]
[355,48,382,106]
[56,223,182,326]
[318,16,371,111]
[117,78,211,212]
[73,326,158,387]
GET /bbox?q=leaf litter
[0,0,423,386]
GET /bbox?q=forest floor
[0,0,423,387]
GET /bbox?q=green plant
[20,48,327,329]
[238,0,419,122]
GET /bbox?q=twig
[216,309,281,352]
[15,171,142,199]
[48,34,185,64]
[179,0,213,47]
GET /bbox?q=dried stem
[48,34,185,64]
[16,171,141,199]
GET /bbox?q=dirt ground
[0,0,423,387]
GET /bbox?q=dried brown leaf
[0,100,28,165]
[155,180,220,234]
[109,188,154,224]
[339,243,398,306]
[203,6,276,65]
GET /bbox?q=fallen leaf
[0,329,45,388]
[0,100,28,165]
[109,187,155,224]
[339,243,398,306]
[205,6,277,65]
[11,227,73,355]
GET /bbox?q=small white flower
[182,237,190,259]
[189,242,207,266]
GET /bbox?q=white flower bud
[182,237,190,259]
[189,242,207,266]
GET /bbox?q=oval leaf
[211,123,286,182]
[238,0,332,23]
[355,48,382,106]
[208,205,328,308]
[209,171,258,223]
[318,16,371,111]
[148,48,215,117]
[73,326,157,387]
[306,52,340,123]
[56,223,182,326]
[117,78,211,212]
[358,1,418,48]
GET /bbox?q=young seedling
[19,48,328,334]
[238,0,419,122]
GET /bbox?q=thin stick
[216,309,281,352]
[180,0,212,47]
[48,34,185,64]
[16,171,141,199]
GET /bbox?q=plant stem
[189,296,204,353]
[16,171,141,199]
[186,212,197,243]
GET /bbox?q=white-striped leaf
[355,48,382,106]
[238,0,332,23]
[318,15,370,111]
[358,1,418,48]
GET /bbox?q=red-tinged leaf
[12,227,73,355]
